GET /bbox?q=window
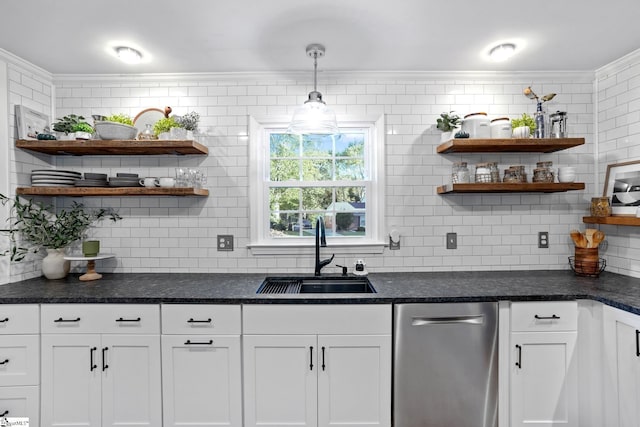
[249,115,385,255]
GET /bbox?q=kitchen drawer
[0,385,39,423]
[0,335,39,386]
[511,301,577,332]
[161,304,241,335]
[0,305,39,335]
[41,304,160,334]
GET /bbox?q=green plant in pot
[511,113,536,137]
[71,121,94,140]
[436,111,461,142]
[153,116,182,138]
[175,111,200,132]
[52,114,86,139]
[0,194,121,279]
[105,114,134,126]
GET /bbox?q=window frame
[248,115,386,255]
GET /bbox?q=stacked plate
[75,173,109,187]
[109,173,141,187]
[31,169,81,187]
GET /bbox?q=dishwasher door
[394,302,498,427]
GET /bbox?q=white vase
[42,248,70,280]
[440,131,453,143]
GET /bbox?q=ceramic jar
[42,248,70,280]
[461,113,490,139]
[490,117,512,138]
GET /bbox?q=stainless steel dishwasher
[394,302,498,427]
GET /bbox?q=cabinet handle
[636,330,639,357]
[184,340,213,345]
[0,318,9,323]
[187,318,212,323]
[90,347,97,371]
[0,410,8,417]
[534,314,560,320]
[102,347,109,371]
[321,346,326,371]
[0,359,9,365]
[310,346,314,371]
[115,317,141,322]
[54,317,81,323]
[515,344,522,368]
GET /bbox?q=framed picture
[603,160,640,214]
[15,105,50,140]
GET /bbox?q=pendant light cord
[312,50,318,92]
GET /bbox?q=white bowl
[558,174,576,183]
[94,121,138,140]
[558,167,576,174]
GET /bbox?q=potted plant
[153,117,182,140]
[52,114,86,140]
[104,114,134,126]
[175,111,200,139]
[436,111,461,142]
[0,194,121,279]
[94,114,137,140]
[71,121,94,140]
[511,113,536,138]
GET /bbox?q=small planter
[82,240,100,257]
[513,126,530,138]
[440,131,453,143]
[55,131,76,141]
[75,131,93,140]
[42,248,70,280]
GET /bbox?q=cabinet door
[41,334,102,427]
[162,335,242,427]
[510,331,578,427]
[603,307,640,427]
[101,334,161,427]
[243,335,317,427]
[317,335,391,427]
[0,335,39,386]
[0,386,39,425]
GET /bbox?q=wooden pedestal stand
[64,254,115,281]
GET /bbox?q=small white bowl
[558,174,576,183]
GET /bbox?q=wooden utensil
[585,229,597,248]
[591,230,605,248]
[570,230,586,248]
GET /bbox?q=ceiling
[2,0,639,75]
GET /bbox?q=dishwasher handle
[412,315,485,326]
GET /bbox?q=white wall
[46,71,595,274]
[595,49,640,277]
[0,49,54,283]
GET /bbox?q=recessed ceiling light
[115,47,142,64]
[489,43,516,62]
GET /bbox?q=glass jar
[590,197,611,217]
[489,162,500,182]
[452,162,470,183]
[503,168,520,183]
[138,124,157,140]
[474,162,492,183]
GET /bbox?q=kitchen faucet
[315,217,335,276]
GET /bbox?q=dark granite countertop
[2,270,640,315]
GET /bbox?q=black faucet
[315,217,335,276]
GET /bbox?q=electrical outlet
[446,232,457,250]
[389,236,400,250]
[538,232,549,249]
[217,235,234,251]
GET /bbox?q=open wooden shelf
[16,139,208,156]
[437,182,585,194]
[16,187,209,197]
[583,215,640,226]
[436,138,585,154]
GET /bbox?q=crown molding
[595,47,640,79]
[0,49,52,80]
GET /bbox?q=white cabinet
[242,304,392,427]
[0,305,39,425]
[40,304,161,427]
[161,304,242,427]
[603,305,640,427]
[509,301,578,427]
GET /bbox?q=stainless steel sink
[257,276,376,294]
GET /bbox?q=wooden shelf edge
[436,137,585,154]
[583,215,640,226]
[16,187,209,197]
[15,139,208,156]
[437,182,585,194]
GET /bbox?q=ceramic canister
[490,117,512,138]
[461,112,491,138]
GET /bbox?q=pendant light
[287,44,340,135]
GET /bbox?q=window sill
[247,242,386,256]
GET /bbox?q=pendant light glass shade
[287,44,340,135]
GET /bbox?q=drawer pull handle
[187,318,212,323]
[636,330,639,357]
[310,346,314,371]
[534,314,560,320]
[184,340,213,345]
[0,359,9,365]
[90,347,97,371]
[102,347,109,371]
[515,344,522,369]
[0,410,8,417]
[321,346,326,371]
[115,317,141,322]
[0,318,9,323]
[54,317,81,323]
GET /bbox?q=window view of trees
[268,132,367,238]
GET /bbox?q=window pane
[335,134,364,157]
[269,187,300,211]
[336,187,365,204]
[302,187,332,210]
[302,134,333,157]
[335,159,365,180]
[270,134,299,157]
[270,159,299,181]
[302,159,332,181]
[335,212,366,235]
